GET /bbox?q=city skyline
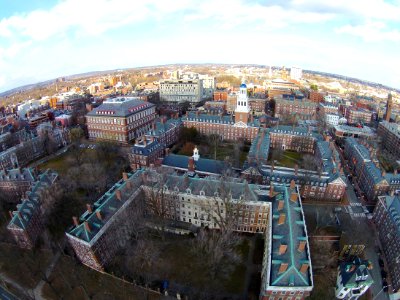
[0,0,400,93]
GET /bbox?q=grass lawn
[38,149,95,175]
[0,243,54,289]
[268,149,303,169]
[42,256,161,300]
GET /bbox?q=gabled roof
[339,257,373,288]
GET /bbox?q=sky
[0,0,399,93]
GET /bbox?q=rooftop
[183,112,260,127]
[7,169,58,230]
[339,257,373,288]
[379,120,400,139]
[87,97,154,118]
[0,168,35,182]
[268,184,313,288]
[162,154,228,175]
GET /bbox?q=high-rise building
[159,79,204,104]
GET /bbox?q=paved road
[0,286,18,300]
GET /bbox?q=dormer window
[186,188,191,195]
[200,190,205,196]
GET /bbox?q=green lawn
[269,149,303,168]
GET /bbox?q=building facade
[377,121,400,159]
[373,195,400,295]
[86,97,156,143]
[345,108,373,125]
[274,98,317,120]
[159,79,204,104]
[7,169,58,249]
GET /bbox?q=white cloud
[336,21,400,42]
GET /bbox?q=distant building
[274,98,317,120]
[377,121,400,159]
[333,125,375,139]
[7,170,58,249]
[385,93,393,122]
[345,108,373,125]
[86,97,156,144]
[335,257,373,300]
[159,79,204,104]
[182,84,260,141]
[213,90,228,101]
[325,114,340,126]
[290,67,302,81]
[309,91,324,103]
[373,195,400,295]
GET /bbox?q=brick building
[213,90,228,101]
[0,168,36,202]
[308,91,324,103]
[182,83,260,141]
[7,169,58,249]
[274,98,317,120]
[345,107,373,125]
[86,97,156,144]
[129,136,164,169]
[260,181,313,300]
[377,121,400,159]
[67,169,313,299]
[373,195,400,296]
[244,128,346,202]
[344,137,400,205]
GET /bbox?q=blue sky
[0,0,399,93]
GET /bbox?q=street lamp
[373,284,391,300]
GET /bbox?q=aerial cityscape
[1,1,400,300]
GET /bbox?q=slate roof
[7,169,58,230]
[269,185,313,288]
[0,167,35,182]
[162,154,228,175]
[145,118,181,138]
[132,139,163,155]
[182,112,260,127]
[339,257,373,288]
[269,125,318,138]
[385,195,400,232]
[248,128,270,162]
[87,97,154,118]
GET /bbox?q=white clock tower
[235,82,250,124]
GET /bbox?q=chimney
[269,183,274,197]
[8,211,13,219]
[298,240,306,252]
[278,244,288,255]
[122,172,129,181]
[161,117,165,124]
[165,148,170,156]
[86,204,92,213]
[278,263,289,274]
[340,167,344,175]
[290,192,298,202]
[143,138,147,146]
[395,169,398,175]
[382,170,386,177]
[278,213,286,225]
[278,200,284,211]
[84,221,91,232]
[300,263,309,273]
[290,179,296,189]
[188,157,195,172]
[96,210,102,220]
[72,216,79,226]
[116,190,122,201]
[294,164,298,176]
[390,189,395,196]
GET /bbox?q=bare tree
[207,134,222,160]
